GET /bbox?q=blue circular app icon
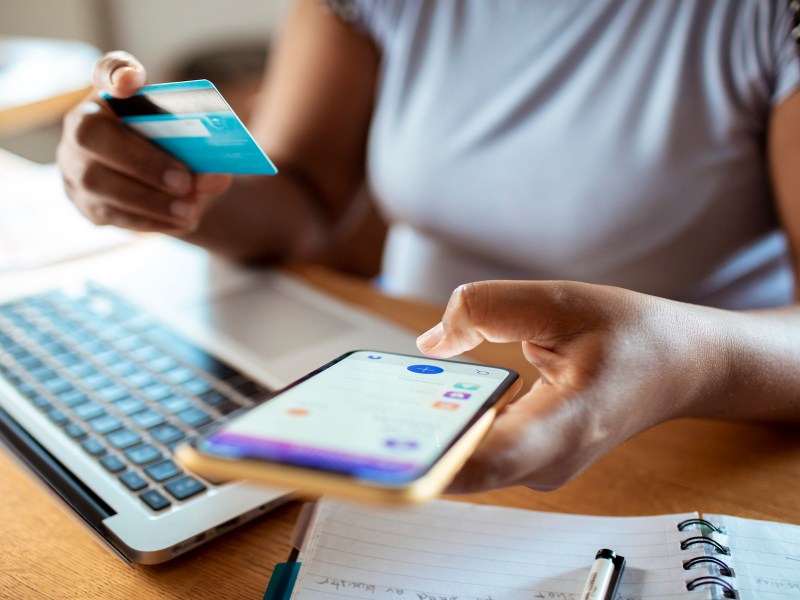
[407,364,444,375]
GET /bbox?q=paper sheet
[292,499,696,600]
[707,513,800,599]
[0,153,133,271]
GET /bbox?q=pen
[580,548,626,600]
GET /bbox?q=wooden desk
[1,265,799,599]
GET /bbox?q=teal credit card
[103,79,278,175]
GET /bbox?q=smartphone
[175,350,521,504]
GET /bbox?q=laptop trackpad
[185,284,351,360]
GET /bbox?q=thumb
[417,280,559,358]
[93,51,147,98]
[417,280,620,359]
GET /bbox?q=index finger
[93,51,147,98]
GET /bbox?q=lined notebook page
[706,513,800,599]
[292,499,698,600]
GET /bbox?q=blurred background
[0,0,285,163]
[0,0,385,278]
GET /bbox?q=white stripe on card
[127,118,211,139]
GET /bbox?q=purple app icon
[385,439,420,451]
[443,391,472,400]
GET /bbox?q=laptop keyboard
[0,282,272,512]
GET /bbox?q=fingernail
[169,200,195,221]
[416,322,444,352]
[110,66,134,87]
[163,169,192,195]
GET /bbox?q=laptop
[0,236,419,564]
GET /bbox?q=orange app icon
[432,401,460,411]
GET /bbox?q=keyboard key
[146,327,238,380]
[109,360,138,377]
[81,437,106,457]
[97,322,127,339]
[141,383,172,402]
[97,384,129,403]
[41,341,68,356]
[123,371,157,389]
[150,424,185,445]
[143,459,182,482]
[92,349,123,367]
[44,377,73,395]
[159,395,192,414]
[199,390,228,408]
[47,408,70,426]
[139,489,171,511]
[116,336,148,353]
[163,366,196,385]
[55,352,82,367]
[58,388,89,408]
[119,471,148,491]
[31,332,55,346]
[67,363,97,379]
[82,372,113,391]
[100,454,126,473]
[89,414,123,435]
[63,423,86,440]
[164,475,206,501]
[113,396,146,416]
[15,381,37,398]
[148,355,179,373]
[130,345,161,363]
[124,444,162,465]
[29,366,58,382]
[82,340,110,355]
[181,378,212,396]
[18,355,44,371]
[131,409,166,429]
[107,428,142,450]
[74,401,105,421]
[2,370,24,387]
[198,390,240,414]
[31,394,53,411]
[177,407,212,429]
[64,330,93,345]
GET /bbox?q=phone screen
[197,351,517,484]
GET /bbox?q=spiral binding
[677,518,722,533]
[677,517,739,599]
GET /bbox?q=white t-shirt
[346,0,800,308]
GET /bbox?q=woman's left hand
[416,280,732,492]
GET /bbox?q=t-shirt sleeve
[770,2,800,106]
[319,0,360,24]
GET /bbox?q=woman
[58,0,800,492]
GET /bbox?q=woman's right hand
[57,51,232,234]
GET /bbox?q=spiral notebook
[265,498,800,600]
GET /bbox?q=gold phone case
[175,377,522,505]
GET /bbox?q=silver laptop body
[0,237,419,564]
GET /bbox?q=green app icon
[453,382,480,391]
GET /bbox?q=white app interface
[210,351,510,476]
